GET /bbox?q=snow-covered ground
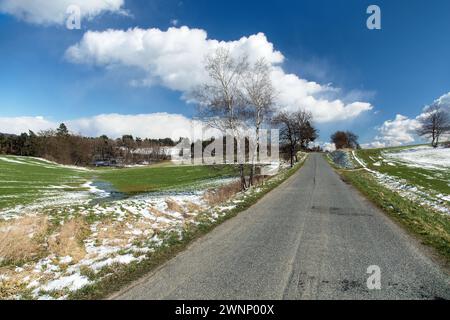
[0,187,224,299]
[384,146,450,170]
[0,155,92,172]
[0,172,273,300]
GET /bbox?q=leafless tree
[241,58,275,185]
[196,48,250,190]
[417,105,450,148]
[294,110,318,152]
[330,131,360,150]
[273,111,299,167]
[196,48,248,133]
[273,109,318,166]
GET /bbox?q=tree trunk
[290,145,294,168]
[239,164,247,191]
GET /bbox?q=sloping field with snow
[353,145,450,215]
[0,155,92,210]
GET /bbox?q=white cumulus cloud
[364,115,421,149]
[0,0,126,25]
[66,26,373,123]
[427,91,450,113]
[364,92,450,149]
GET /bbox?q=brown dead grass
[203,176,268,206]
[252,175,268,186]
[96,218,154,247]
[185,201,203,213]
[165,199,185,213]
[203,181,242,206]
[0,275,27,300]
[97,221,130,247]
[148,206,166,217]
[0,216,48,264]
[48,218,90,263]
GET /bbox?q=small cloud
[170,19,179,26]
[0,0,127,26]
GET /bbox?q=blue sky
[0,0,449,147]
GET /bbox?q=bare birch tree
[241,59,275,185]
[196,48,249,190]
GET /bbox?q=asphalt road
[114,154,450,300]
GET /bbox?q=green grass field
[355,145,450,196]
[0,155,238,210]
[0,156,90,209]
[95,165,238,194]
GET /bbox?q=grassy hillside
[0,155,90,209]
[355,145,450,196]
[0,155,238,210]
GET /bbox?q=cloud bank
[0,0,126,25]
[0,116,56,135]
[66,26,373,123]
[0,113,213,140]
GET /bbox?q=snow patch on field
[384,146,450,170]
[82,181,110,198]
[0,177,247,299]
[0,155,92,172]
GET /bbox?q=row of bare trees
[195,48,318,190]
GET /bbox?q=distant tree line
[0,123,177,166]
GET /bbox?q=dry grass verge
[0,216,48,265]
[48,218,90,263]
[203,181,242,206]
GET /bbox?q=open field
[97,165,238,194]
[354,145,450,214]
[0,155,238,212]
[0,156,91,210]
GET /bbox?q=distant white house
[131,147,182,158]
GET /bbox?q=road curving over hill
[113,154,450,300]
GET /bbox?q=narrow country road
[114,154,450,300]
